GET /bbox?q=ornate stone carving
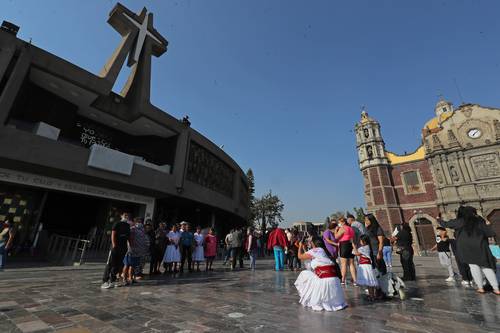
[477,182,500,196]
[463,107,473,118]
[435,167,444,184]
[432,135,443,149]
[449,165,460,182]
[447,130,460,147]
[494,119,500,141]
[470,153,500,179]
[186,142,235,197]
[424,138,431,152]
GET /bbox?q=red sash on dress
[359,255,371,265]
[314,265,337,279]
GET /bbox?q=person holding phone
[294,237,347,311]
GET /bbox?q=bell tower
[435,97,453,117]
[355,108,389,170]
[354,108,400,232]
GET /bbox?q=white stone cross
[123,11,162,64]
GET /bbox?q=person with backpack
[347,214,366,247]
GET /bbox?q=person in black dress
[438,206,498,295]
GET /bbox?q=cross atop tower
[108,4,167,67]
[99,3,168,104]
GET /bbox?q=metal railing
[46,234,91,265]
[84,231,111,261]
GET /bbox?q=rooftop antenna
[437,91,444,100]
[453,78,465,105]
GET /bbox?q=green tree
[324,216,331,229]
[246,169,256,225]
[329,210,345,221]
[254,190,284,231]
[352,207,366,223]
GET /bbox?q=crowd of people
[101,213,219,289]
[99,208,498,306]
[293,209,498,311]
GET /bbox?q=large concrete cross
[98,3,168,106]
[123,11,163,65]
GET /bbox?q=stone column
[0,46,31,124]
[173,129,190,191]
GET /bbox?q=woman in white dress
[295,237,348,312]
[163,225,181,273]
[192,226,205,272]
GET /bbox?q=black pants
[450,240,472,281]
[180,245,192,272]
[231,247,244,269]
[149,248,160,274]
[102,247,127,283]
[400,247,416,281]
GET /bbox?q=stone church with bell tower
[355,99,500,253]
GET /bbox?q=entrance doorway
[414,218,436,253]
[487,210,500,240]
[40,191,108,237]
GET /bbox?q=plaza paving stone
[0,257,499,333]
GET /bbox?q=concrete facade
[0,4,249,248]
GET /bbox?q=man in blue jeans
[267,227,288,271]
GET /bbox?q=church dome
[424,98,454,130]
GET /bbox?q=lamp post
[414,209,427,256]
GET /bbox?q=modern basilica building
[0,4,249,259]
[355,99,500,253]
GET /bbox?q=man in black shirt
[392,221,416,281]
[101,212,131,289]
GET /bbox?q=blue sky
[3,0,500,225]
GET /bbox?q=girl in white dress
[354,235,379,300]
[295,237,348,312]
[163,225,181,273]
[192,226,205,272]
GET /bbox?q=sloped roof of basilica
[424,111,454,130]
[385,145,425,165]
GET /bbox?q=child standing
[431,227,457,282]
[354,235,379,301]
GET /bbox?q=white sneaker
[113,281,123,288]
[100,282,112,289]
[445,277,455,282]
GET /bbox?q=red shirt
[267,228,288,250]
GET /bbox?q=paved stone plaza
[0,257,498,333]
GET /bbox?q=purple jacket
[323,229,338,258]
